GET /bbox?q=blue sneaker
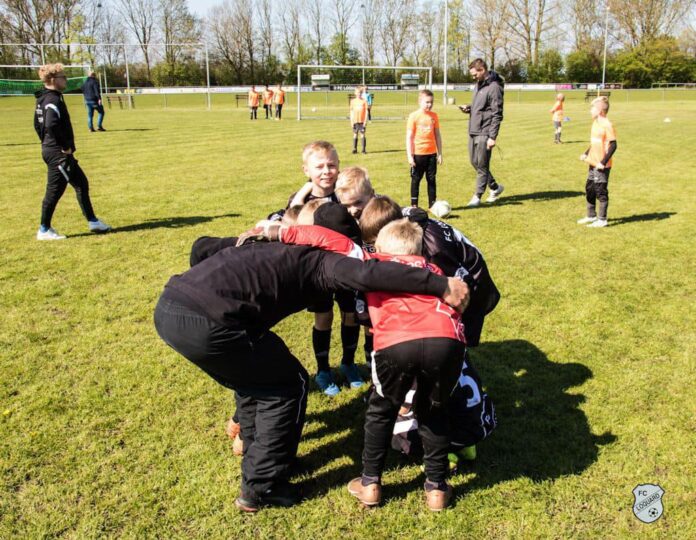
[315,370,341,396]
[341,363,364,389]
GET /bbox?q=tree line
[1,0,694,88]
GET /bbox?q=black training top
[34,88,75,152]
[163,241,448,331]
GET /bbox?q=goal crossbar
[296,64,433,120]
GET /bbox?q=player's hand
[459,105,471,114]
[486,138,496,149]
[408,157,415,167]
[580,154,587,161]
[595,162,605,170]
[61,148,73,154]
[437,154,443,165]
[443,278,470,313]
[235,227,265,247]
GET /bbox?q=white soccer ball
[431,200,451,219]
[311,107,317,112]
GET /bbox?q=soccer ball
[431,200,451,219]
[311,107,317,112]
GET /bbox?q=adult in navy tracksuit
[153,208,469,512]
[82,71,105,132]
[33,64,110,240]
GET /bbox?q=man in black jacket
[154,214,469,512]
[82,71,105,132]
[34,63,110,240]
[460,58,505,207]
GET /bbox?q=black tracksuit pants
[410,153,438,208]
[364,337,464,483]
[41,150,96,228]
[154,293,309,497]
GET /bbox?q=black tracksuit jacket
[163,241,448,332]
[34,88,75,153]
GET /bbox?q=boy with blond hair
[274,84,285,120]
[248,85,260,120]
[350,86,368,154]
[335,166,375,220]
[262,85,274,119]
[578,96,617,228]
[406,89,442,209]
[34,63,110,240]
[550,93,565,144]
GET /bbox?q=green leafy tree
[610,36,696,87]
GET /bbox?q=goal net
[0,64,90,96]
[296,65,433,121]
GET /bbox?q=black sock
[363,332,374,363]
[362,137,366,152]
[312,327,331,372]
[353,138,358,151]
[361,474,380,486]
[340,324,360,365]
[424,479,448,491]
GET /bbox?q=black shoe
[352,149,358,154]
[235,482,301,512]
[361,150,367,154]
[89,128,96,132]
[98,127,106,131]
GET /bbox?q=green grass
[1,91,695,538]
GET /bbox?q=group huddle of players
[156,139,500,512]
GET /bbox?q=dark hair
[419,89,434,98]
[468,58,487,71]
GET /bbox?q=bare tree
[159,0,200,65]
[472,0,509,69]
[609,0,696,47]
[306,0,325,64]
[331,0,357,63]
[257,0,274,67]
[566,0,602,51]
[378,0,415,66]
[280,0,303,65]
[358,0,379,64]
[118,0,157,80]
[208,0,248,83]
[505,0,558,66]
[96,3,128,67]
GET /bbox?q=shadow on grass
[102,128,155,132]
[69,213,240,237]
[610,212,675,226]
[452,190,583,210]
[1,141,39,147]
[383,339,616,503]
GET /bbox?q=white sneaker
[467,195,481,207]
[486,184,505,202]
[588,219,608,228]
[37,227,66,240]
[577,216,597,225]
[88,219,111,233]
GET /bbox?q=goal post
[296,64,433,121]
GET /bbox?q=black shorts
[587,167,610,183]
[307,290,357,313]
[352,123,366,134]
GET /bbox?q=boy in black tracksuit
[33,63,109,240]
[154,212,468,512]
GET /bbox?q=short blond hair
[375,218,423,256]
[38,63,65,84]
[335,167,374,201]
[556,93,565,101]
[296,199,328,225]
[592,96,609,113]
[359,196,402,244]
[302,140,338,164]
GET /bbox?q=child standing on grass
[262,85,274,119]
[248,86,259,120]
[578,96,617,228]
[274,84,285,120]
[550,93,565,144]
[406,89,442,210]
[350,86,368,154]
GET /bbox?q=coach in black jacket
[34,63,109,240]
[460,58,505,206]
[154,212,469,512]
[82,71,105,132]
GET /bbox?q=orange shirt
[407,109,440,155]
[350,97,367,124]
[274,89,285,105]
[551,100,564,122]
[248,90,260,107]
[587,116,617,168]
[262,89,274,105]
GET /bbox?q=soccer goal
[0,63,90,96]
[296,64,433,121]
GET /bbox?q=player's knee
[314,311,333,330]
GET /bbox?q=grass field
[1,90,695,538]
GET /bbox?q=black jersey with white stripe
[34,88,75,152]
